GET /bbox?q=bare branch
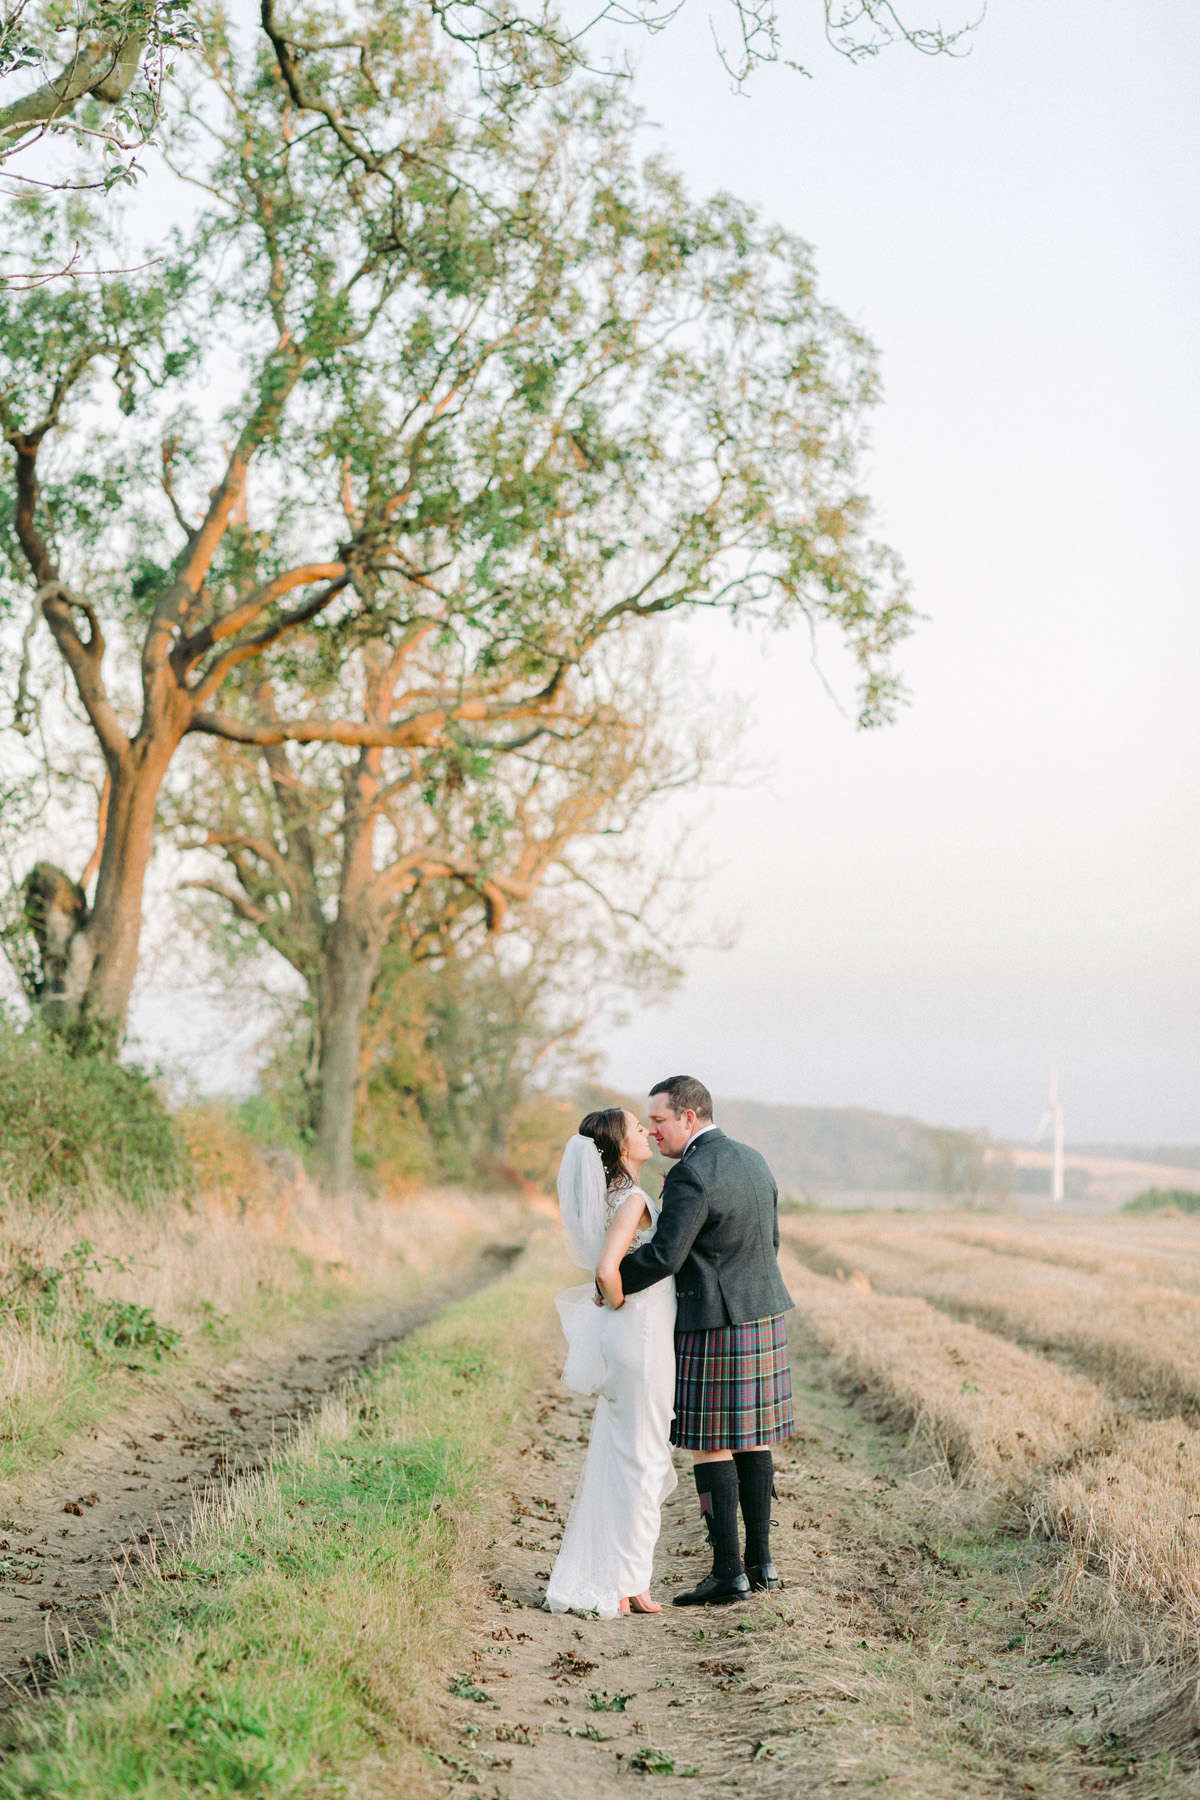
[11,590,39,734]
[160,435,199,549]
[199,828,296,887]
[180,877,271,926]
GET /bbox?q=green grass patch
[0,1246,561,1800]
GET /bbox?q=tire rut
[0,1237,523,1699]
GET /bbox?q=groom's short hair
[650,1075,713,1121]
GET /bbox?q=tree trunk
[311,724,394,1194]
[313,913,387,1194]
[29,741,175,1041]
[77,744,173,1028]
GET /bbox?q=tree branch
[187,706,456,748]
[11,590,39,734]
[177,562,349,672]
[186,572,354,708]
[0,32,144,143]
[180,877,271,926]
[200,828,297,887]
[147,333,311,675]
[260,0,388,177]
[11,437,129,760]
[160,435,199,550]
[79,771,110,892]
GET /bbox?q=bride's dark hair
[579,1108,633,1193]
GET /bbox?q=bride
[546,1107,677,1620]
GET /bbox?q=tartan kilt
[671,1314,793,1451]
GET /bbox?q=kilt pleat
[671,1313,793,1451]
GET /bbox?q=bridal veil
[558,1133,609,1271]
[555,1134,609,1395]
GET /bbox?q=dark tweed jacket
[618,1128,794,1333]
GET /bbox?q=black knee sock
[694,1460,743,1581]
[733,1449,775,1567]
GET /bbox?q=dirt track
[0,1241,521,1693]
[452,1307,1172,1799]
[2,1233,1187,1795]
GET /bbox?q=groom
[617,1076,794,1605]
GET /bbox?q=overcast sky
[112,1,1200,1144]
[589,0,1200,1143]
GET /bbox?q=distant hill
[715,1099,930,1195]
[575,1088,934,1197]
[1073,1143,1200,1172]
[576,1087,1200,1201]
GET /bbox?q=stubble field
[779,1211,1200,1702]
[4,1203,1200,1799]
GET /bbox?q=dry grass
[0,1169,530,1499]
[782,1214,1200,1417]
[1046,1420,1200,1653]
[778,1250,1112,1506]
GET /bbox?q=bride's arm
[595,1192,653,1309]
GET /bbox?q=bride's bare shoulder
[632,1187,655,1228]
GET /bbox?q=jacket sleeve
[618,1163,708,1295]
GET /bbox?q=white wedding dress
[547,1183,677,1620]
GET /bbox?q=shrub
[0,1239,180,1362]
[1125,1186,1200,1216]
[0,1012,185,1202]
[79,1298,181,1357]
[175,1101,289,1215]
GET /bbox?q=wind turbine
[1034,1064,1065,1204]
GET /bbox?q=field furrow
[934,1220,1200,1293]
[782,1217,1200,1417]
[783,1221,1200,1677]
[777,1251,1113,1501]
[1045,1419,1200,1658]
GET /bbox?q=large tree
[0,4,908,1062]
[175,638,708,1189]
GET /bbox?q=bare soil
[450,1321,1188,1800]
[0,1241,521,1694]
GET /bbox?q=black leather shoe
[671,1572,751,1607]
[745,1562,780,1591]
